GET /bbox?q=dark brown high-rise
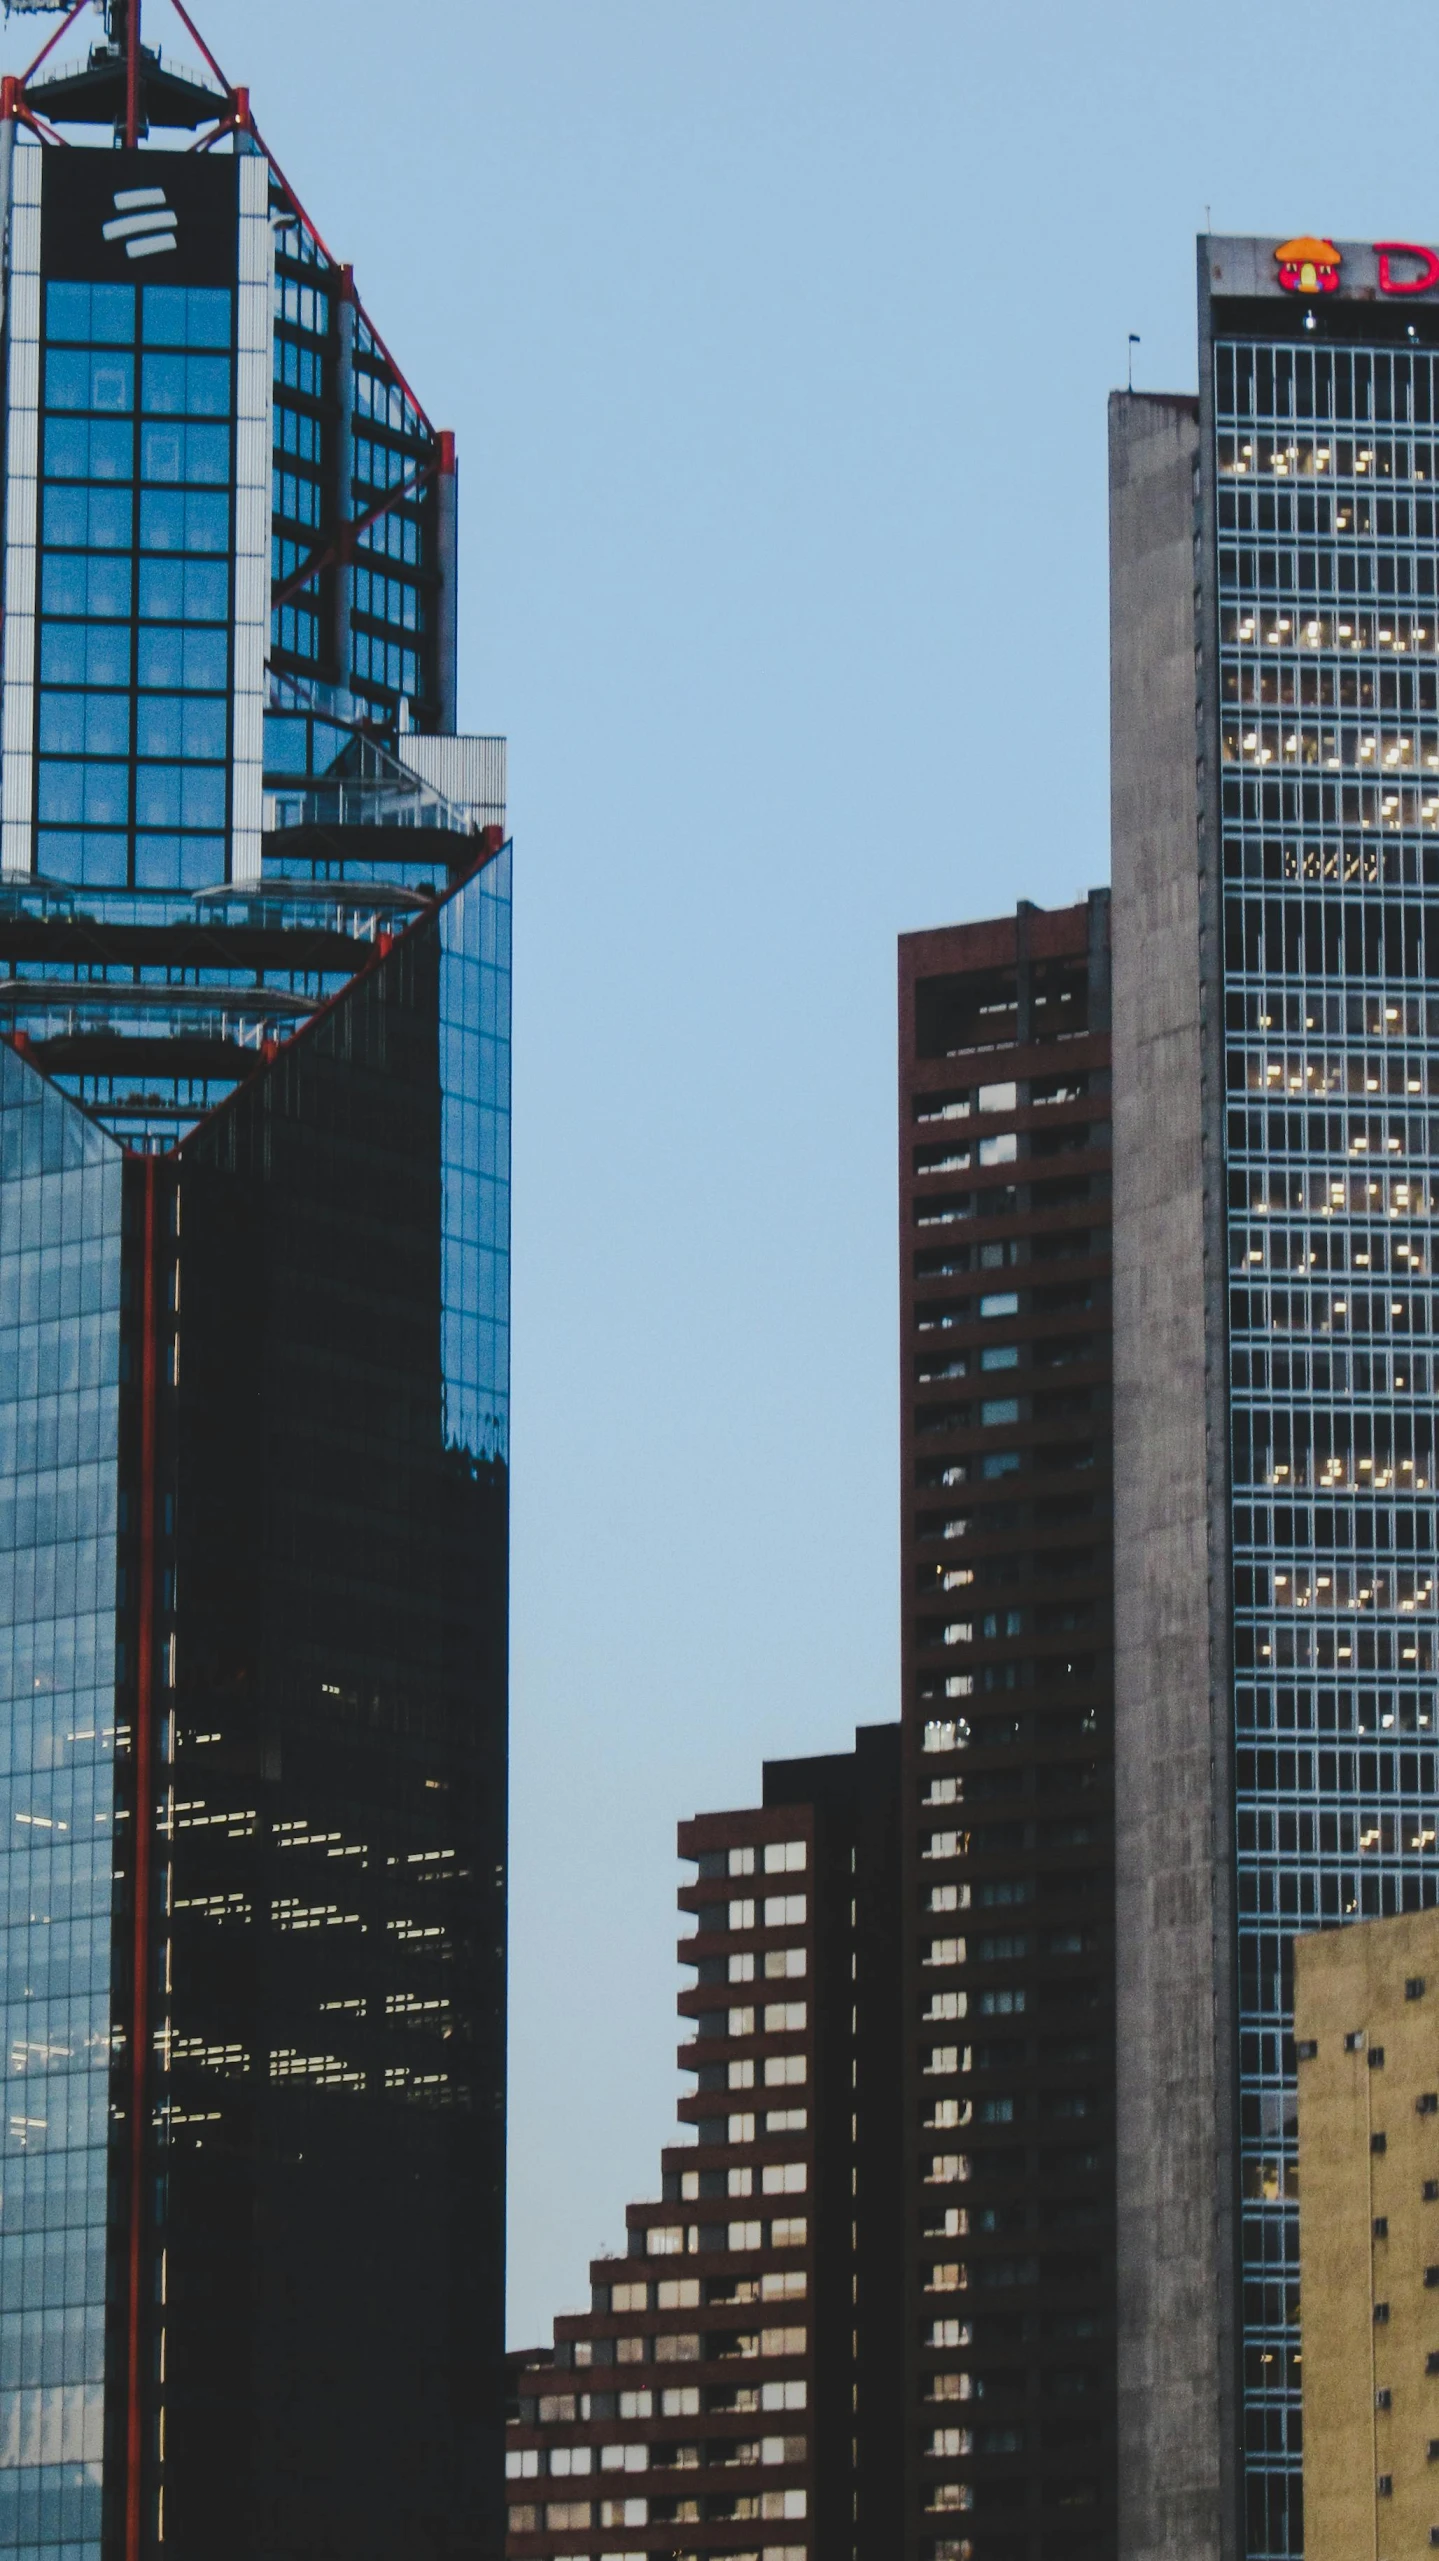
[505,1727,902,2561]
[898,895,1117,2560]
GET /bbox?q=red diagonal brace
[271,456,439,612]
[17,0,90,88]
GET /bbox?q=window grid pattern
[269,237,326,670]
[441,844,510,1465]
[0,140,40,880]
[266,216,436,739]
[35,281,235,893]
[1216,330,1439,2558]
[0,1045,122,2561]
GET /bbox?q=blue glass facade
[0,1047,121,2561]
[1212,316,1439,2553]
[0,73,508,2561]
[38,281,233,890]
[442,842,511,1466]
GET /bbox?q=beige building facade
[1296,1910,1439,2561]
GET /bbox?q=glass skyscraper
[0,13,509,2559]
[1112,235,1439,2561]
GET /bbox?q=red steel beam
[16,0,89,88]
[125,0,140,150]
[271,454,439,612]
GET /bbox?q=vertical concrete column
[1110,388,1235,2561]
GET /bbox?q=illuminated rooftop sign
[1275,236,1340,294]
[1208,236,1439,303]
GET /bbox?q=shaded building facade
[0,9,509,2558]
[1112,235,1439,2561]
[1292,1906,1439,2561]
[506,1727,902,2561]
[898,897,1117,2559]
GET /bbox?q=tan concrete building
[1295,1910,1439,2561]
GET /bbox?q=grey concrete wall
[1110,389,1232,2561]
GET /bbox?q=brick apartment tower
[898,896,1118,2557]
[505,1729,902,2560]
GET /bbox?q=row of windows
[1231,1228,1435,1280]
[1235,1686,1437,1735]
[1218,546,1439,611]
[688,1894,807,1934]
[353,631,420,697]
[353,566,420,631]
[1223,775,1439,833]
[1234,1039,1439,1090]
[1224,666,1439,714]
[1232,987,1439,1041]
[1234,1459,1435,1523]
[1220,434,1439,483]
[1236,1565,1434,1609]
[634,2221,808,2259]
[920,1818,1102,1860]
[46,348,228,418]
[357,509,422,571]
[1233,1357,1431,1403]
[275,333,322,398]
[686,2003,808,2038]
[596,2273,806,2317]
[1222,606,1439,654]
[1236,1867,1439,1922]
[354,311,428,438]
[37,697,225,758]
[1225,726,1439,774]
[274,274,329,339]
[34,833,222,893]
[34,768,224,829]
[693,1842,807,1881]
[43,487,228,554]
[45,417,228,489]
[354,367,425,436]
[1226,892,1439,982]
[272,600,319,663]
[39,621,227,688]
[507,2491,807,2529]
[507,2425,806,2476]
[273,468,320,530]
[1226,838,1439,886]
[1220,490,1439,536]
[353,434,419,491]
[1239,1811,1439,1856]
[41,556,227,626]
[276,403,320,464]
[45,281,230,350]
[1217,341,1439,428]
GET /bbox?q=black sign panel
[41,147,236,288]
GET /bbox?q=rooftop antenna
[1128,333,1140,393]
[120,0,138,146]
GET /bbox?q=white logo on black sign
[101,186,178,262]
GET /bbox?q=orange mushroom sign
[1274,236,1342,294]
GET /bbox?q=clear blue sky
[36,0,1439,2346]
